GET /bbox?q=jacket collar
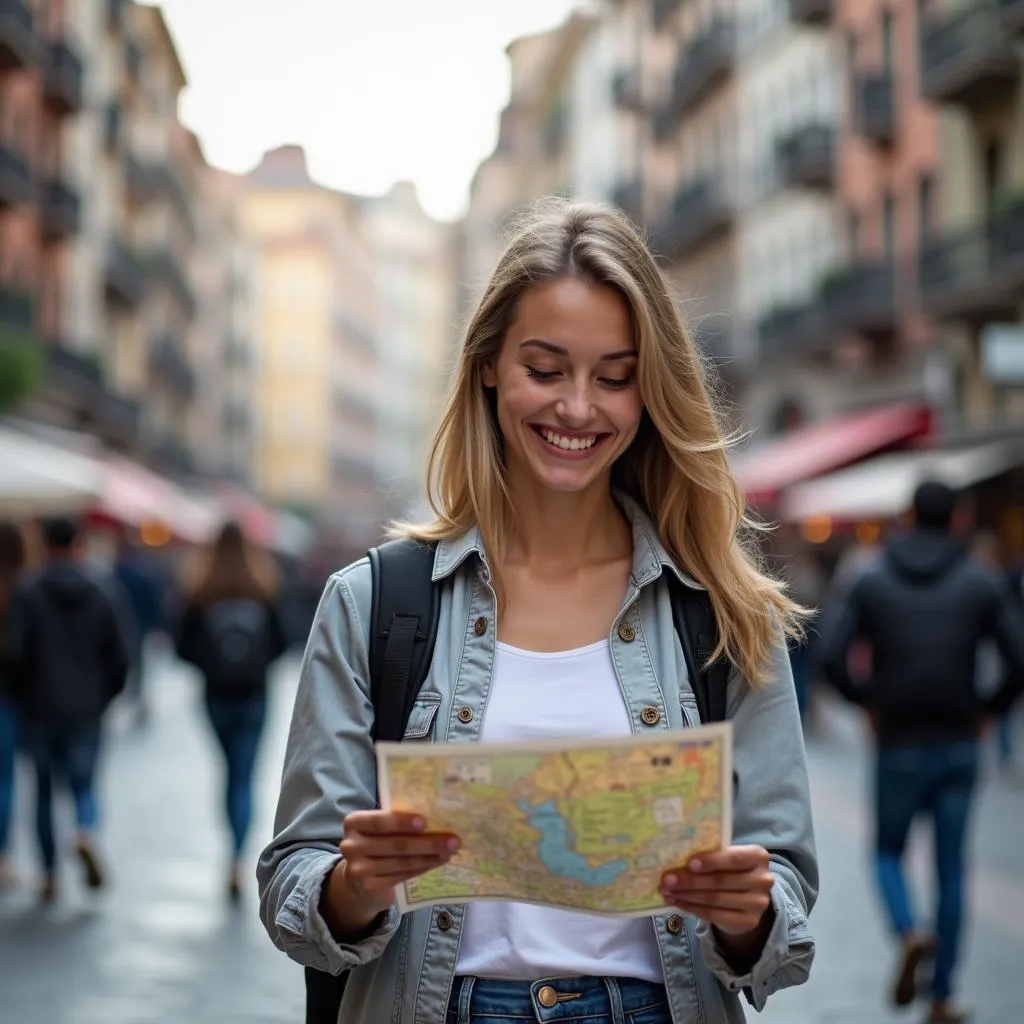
[432,489,703,591]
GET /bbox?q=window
[848,208,861,259]
[881,9,895,71]
[984,140,1003,215]
[883,191,896,262]
[917,173,934,241]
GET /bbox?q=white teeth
[540,429,597,451]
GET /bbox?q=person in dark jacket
[7,517,130,902]
[818,481,1024,1024]
[0,521,28,888]
[174,521,287,901]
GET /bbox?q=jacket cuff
[273,852,401,974]
[696,879,815,1010]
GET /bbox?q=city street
[1,653,1022,1023]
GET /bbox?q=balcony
[1001,0,1024,32]
[150,246,196,318]
[41,180,81,240]
[819,260,898,339]
[653,0,682,31]
[43,39,84,115]
[921,2,1019,110]
[104,239,147,308]
[657,177,736,260]
[0,0,35,71]
[661,19,736,127]
[146,432,196,476]
[612,69,644,112]
[790,0,832,24]
[0,284,33,330]
[854,70,897,146]
[758,301,828,359]
[0,142,32,207]
[919,203,1024,321]
[611,177,644,223]
[776,124,834,191]
[148,330,197,402]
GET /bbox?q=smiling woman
[258,199,818,1024]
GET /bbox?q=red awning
[732,402,934,506]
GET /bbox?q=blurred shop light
[800,515,833,544]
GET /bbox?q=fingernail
[664,874,678,886]
[447,838,461,852]
[689,859,703,872]
[411,817,426,831]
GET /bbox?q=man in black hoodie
[8,517,129,902]
[819,481,1024,1024]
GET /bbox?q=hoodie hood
[37,562,97,607]
[885,529,966,584]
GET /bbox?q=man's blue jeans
[875,740,978,1002]
[22,719,103,871]
[0,693,18,856]
[204,693,267,856]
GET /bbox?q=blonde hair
[399,199,805,686]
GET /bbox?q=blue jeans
[204,693,267,856]
[446,977,671,1024]
[875,740,979,1002]
[0,693,18,855]
[22,719,102,871]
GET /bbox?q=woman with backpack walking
[175,522,287,901]
[259,201,818,1023]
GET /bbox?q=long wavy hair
[399,200,805,686]
[183,521,279,607]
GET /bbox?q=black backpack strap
[367,538,440,743]
[667,572,729,724]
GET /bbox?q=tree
[0,328,42,413]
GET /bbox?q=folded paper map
[376,723,732,917]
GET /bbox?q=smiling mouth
[530,425,610,453]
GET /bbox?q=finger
[345,853,450,887]
[661,889,771,914]
[344,810,429,836]
[342,834,460,860]
[685,845,769,873]
[661,868,773,894]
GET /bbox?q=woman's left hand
[659,845,774,937]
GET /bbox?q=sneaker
[75,841,105,890]
[926,1004,971,1023]
[893,933,934,1007]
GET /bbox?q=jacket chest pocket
[679,692,702,729]
[402,692,442,741]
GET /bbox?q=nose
[554,379,593,427]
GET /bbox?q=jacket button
[667,914,683,935]
[457,706,474,723]
[436,910,453,931]
[618,622,637,642]
[474,616,488,636]
[640,705,661,726]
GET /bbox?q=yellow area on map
[376,724,732,917]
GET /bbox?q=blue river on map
[517,799,629,885]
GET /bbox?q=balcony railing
[921,1,1019,109]
[1001,0,1024,32]
[42,180,81,239]
[0,142,33,207]
[611,177,644,223]
[854,71,897,145]
[758,301,828,359]
[653,0,682,31]
[657,177,736,260]
[0,284,33,330]
[819,260,898,338]
[43,39,84,115]
[612,69,644,112]
[661,18,736,127]
[776,124,834,191]
[790,0,832,25]
[148,330,197,402]
[919,203,1024,320]
[0,0,35,71]
[105,239,147,308]
[150,246,196,318]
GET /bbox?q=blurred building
[238,145,381,546]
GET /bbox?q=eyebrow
[519,339,637,361]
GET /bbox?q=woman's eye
[601,377,634,389]
[525,366,559,380]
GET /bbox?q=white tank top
[454,639,664,983]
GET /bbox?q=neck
[504,471,631,568]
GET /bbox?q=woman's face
[482,276,642,497]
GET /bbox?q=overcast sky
[158,0,577,221]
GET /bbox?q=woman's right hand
[324,811,461,933]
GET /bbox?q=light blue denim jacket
[258,497,818,1023]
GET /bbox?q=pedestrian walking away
[174,521,288,903]
[258,200,818,1024]
[5,517,130,903]
[819,481,1024,1024]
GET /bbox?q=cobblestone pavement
[1,654,1021,1023]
